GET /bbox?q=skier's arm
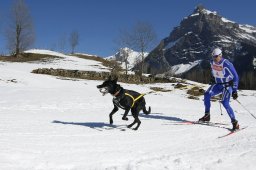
[225,61,239,91]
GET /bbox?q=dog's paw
[122,117,128,121]
[110,120,113,124]
[132,128,138,130]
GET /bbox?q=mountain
[106,47,149,71]
[143,5,256,88]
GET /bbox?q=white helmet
[212,48,222,57]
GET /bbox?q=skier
[199,48,239,131]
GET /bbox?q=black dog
[97,77,151,130]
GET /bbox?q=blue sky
[0,0,255,57]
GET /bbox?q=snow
[1,50,256,170]
[190,13,199,17]
[201,9,217,15]
[235,32,256,42]
[239,25,256,34]
[24,49,110,72]
[213,35,233,44]
[170,60,202,75]
[106,48,149,71]
[221,17,235,24]
[189,9,217,18]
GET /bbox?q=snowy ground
[1,50,256,170]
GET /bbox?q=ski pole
[235,99,256,120]
[219,101,223,115]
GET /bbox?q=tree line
[182,68,256,90]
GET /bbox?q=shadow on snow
[52,113,229,131]
[140,113,230,130]
[52,120,126,131]
[140,113,189,122]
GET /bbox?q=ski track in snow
[1,50,256,170]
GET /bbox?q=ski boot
[231,119,239,131]
[199,113,210,122]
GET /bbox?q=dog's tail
[143,106,151,115]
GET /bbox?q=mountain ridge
[143,5,256,77]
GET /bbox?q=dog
[97,76,151,130]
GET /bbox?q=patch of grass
[188,95,200,100]
[0,53,59,62]
[71,54,123,72]
[150,87,172,92]
[174,83,188,89]
[187,86,205,96]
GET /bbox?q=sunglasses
[212,54,221,58]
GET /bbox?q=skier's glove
[209,77,215,85]
[232,91,238,100]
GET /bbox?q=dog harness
[124,93,145,108]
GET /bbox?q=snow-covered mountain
[144,5,256,79]
[1,50,256,170]
[106,47,149,71]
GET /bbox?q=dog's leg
[122,109,130,121]
[127,120,136,129]
[127,110,141,130]
[127,111,136,128]
[109,105,119,124]
[132,112,141,130]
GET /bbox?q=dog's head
[97,76,119,96]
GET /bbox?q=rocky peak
[143,5,256,79]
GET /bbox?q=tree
[6,0,35,56]
[69,31,79,54]
[118,48,132,76]
[118,21,157,78]
[115,30,132,76]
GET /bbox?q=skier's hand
[228,80,234,87]
[232,91,238,100]
[209,77,215,85]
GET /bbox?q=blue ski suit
[204,58,239,122]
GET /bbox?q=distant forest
[182,68,256,90]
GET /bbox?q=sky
[0,0,256,57]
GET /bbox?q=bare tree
[118,48,132,75]
[6,0,35,56]
[132,22,156,76]
[115,30,132,76]
[69,31,79,54]
[118,21,157,77]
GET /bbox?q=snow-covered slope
[168,60,202,75]
[1,50,256,170]
[24,49,110,72]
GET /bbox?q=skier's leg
[221,87,239,130]
[200,84,222,121]
[221,87,236,120]
[204,84,222,113]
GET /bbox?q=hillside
[1,49,256,170]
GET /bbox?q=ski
[218,126,248,139]
[182,120,228,126]
[173,120,231,130]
